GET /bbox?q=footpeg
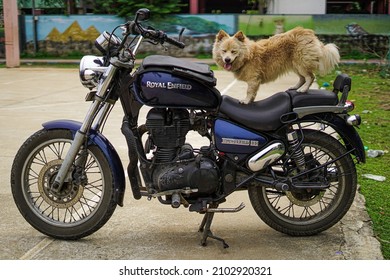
[206,202,245,213]
[171,193,181,208]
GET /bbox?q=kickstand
[198,205,229,249]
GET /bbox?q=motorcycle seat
[287,89,339,108]
[219,92,292,131]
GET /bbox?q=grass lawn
[318,63,390,259]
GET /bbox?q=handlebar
[128,20,185,49]
[164,35,186,49]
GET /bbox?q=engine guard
[42,119,126,206]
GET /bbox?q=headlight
[95,31,122,55]
[79,55,105,89]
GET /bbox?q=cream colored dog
[213,27,340,104]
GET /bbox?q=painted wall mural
[313,14,390,35]
[24,15,124,42]
[45,21,101,42]
[24,14,235,43]
[24,14,389,44]
[17,13,389,58]
[239,14,390,36]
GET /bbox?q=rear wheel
[11,129,117,239]
[248,129,357,236]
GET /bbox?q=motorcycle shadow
[39,192,343,260]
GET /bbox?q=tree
[12,0,184,16]
[17,0,73,14]
[92,0,185,19]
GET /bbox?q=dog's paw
[296,88,309,93]
[239,98,251,105]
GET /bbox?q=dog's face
[213,30,247,72]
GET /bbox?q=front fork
[50,65,118,193]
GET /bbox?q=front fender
[302,114,366,163]
[42,119,126,206]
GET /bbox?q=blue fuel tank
[133,55,221,109]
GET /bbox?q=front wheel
[248,129,357,236]
[11,129,117,239]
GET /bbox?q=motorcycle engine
[145,108,219,195]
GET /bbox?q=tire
[10,129,117,239]
[248,129,357,236]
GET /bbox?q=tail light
[345,100,355,111]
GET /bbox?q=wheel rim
[263,143,346,225]
[22,138,105,227]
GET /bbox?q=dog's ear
[234,31,246,42]
[216,30,229,41]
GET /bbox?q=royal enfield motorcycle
[11,9,365,248]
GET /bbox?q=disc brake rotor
[38,159,84,208]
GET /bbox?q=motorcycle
[11,9,365,248]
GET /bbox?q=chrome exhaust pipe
[247,141,285,172]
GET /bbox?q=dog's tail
[319,43,340,76]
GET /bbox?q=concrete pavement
[0,65,383,260]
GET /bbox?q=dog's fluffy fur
[213,27,340,104]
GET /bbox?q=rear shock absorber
[286,128,306,172]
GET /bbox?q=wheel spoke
[279,202,295,218]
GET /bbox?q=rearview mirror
[136,8,150,22]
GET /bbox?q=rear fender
[301,114,366,163]
[42,119,126,206]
